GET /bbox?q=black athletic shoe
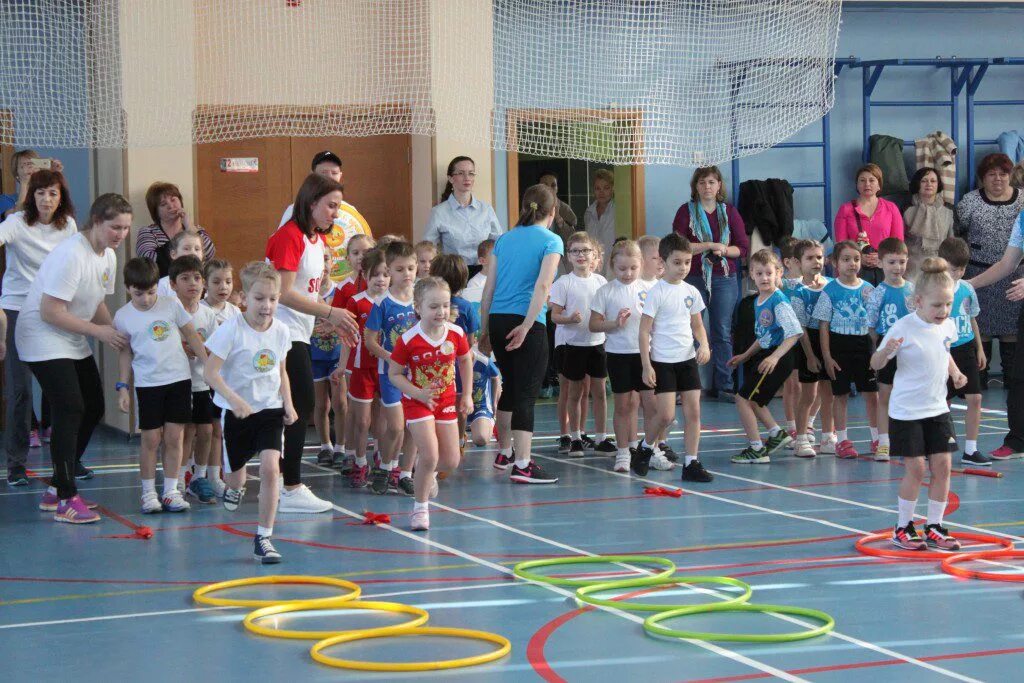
[509,461,558,484]
[581,434,597,449]
[6,465,29,486]
[681,459,713,483]
[658,442,679,462]
[74,461,94,480]
[493,451,512,470]
[369,467,390,495]
[316,447,334,467]
[397,476,415,496]
[594,438,616,453]
[253,535,282,564]
[961,450,993,466]
[631,443,655,476]
[568,439,585,458]
[557,436,571,454]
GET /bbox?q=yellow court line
[975,520,1024,529]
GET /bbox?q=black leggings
[489,314,547,432]
[1004,310,1024,451]
[283,341,315,487]
[27,357,104,499]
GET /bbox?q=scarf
[689,201,730,295]
[906,194,950,258]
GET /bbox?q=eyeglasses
[568,248,594,255]
[451,171,476,178]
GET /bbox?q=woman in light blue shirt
[423,156,503,275]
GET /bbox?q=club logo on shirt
[149,321,172,341]
[252,349,277,373]
[758,309,775,328]
[102,270,111,286]
[440,340,455,356]
[684,296,695,309]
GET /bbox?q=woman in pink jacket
[833,163,905,285]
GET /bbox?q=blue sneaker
[187,476,217,504]
[254,535,281,564]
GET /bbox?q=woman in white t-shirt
[0,169,78,486]
[265,173,359,513]
[16,194,131,523]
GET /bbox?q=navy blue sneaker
[254,535,281,564]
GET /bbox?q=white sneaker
[429,475,439,500]
[410,509,429,531]
[209,477,227,499]
[804,429,817,447]
[819,436,837,455]
[162,489,191,513]
[793,437,816,459]
[613,453,630,472]
[278,484,332,513]
[141,491,162,514]
[650,454,675,471]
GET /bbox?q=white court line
[531,453,984,683]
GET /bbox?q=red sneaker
[891,522,926,550]
[836,440,859,459]
[349,464,368,488]
[990,446,1017,461]
[870,439,879,454]
[924,524,961,551]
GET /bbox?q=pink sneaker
[349,464,368,488]
[836,440,859,459]
[40,491,98,511]
[54,495,101,524]
[870,439,879,454]
[990,446,1017,461]
[29,429,41,449]
[410,509,429,531]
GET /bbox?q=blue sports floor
[2,390,1023,682]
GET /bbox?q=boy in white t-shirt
[637,234,675,457]
[156,230,204,296]
[636,234,712,482]
[114,258,208,515]
[204,262,297,564]
[550,232,609,457]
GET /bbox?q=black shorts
[651,358,702,395]
[828,333,877,396]
[877,357,897,386]
[553,345,567,374]
[797,328,828,384]
[135,379,192,430]
[560,343,608,381]
[209,390,223,419]
[607,352,645,394]
[890,412,956,458]
[740,346,795,407]
[222,407,285,473]
[947,343,982,398]
[191,389,215,424]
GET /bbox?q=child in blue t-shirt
[727,249,803,464]
[812,240,878,460]
[469,348,501,446]
[779,237,804,448]
[866,238,915,463]
[939,237,990,465]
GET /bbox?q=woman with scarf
[902,167,955,280]
[672,166,749,401]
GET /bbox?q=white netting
[0,0,842,166]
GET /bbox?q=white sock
[616,448,630,457]
[595,432,606,442]
[878,434,889,448]
[514,456,531,469]
[500,446,513,457]
[838,429,848,442]
[768,426,782,437]
[414,501,429,513]
[926,499,946,526]
[630,440,640,448]
[162,478,178,497]
[47,485,57,495]
[870,427,879,441]
[208,465,221,480]
[257,525,273,538]
[141,479,156,495]
[383,460,395,471]
[685,454,697,466]
[785,420,797,432]
[823,432,836,442]
[749,439,764,450]
[334,444,344,454]
[400,469,413,480]
[571,430,581,440]
[355,455,368,466]
[196,465,208,478]
[966,439,978,453]
[642,440,657,450]
[321,442,333,452]
[897,496,916,527]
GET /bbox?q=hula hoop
[854,532,1013,561]
[244,599,429,640]
[941,550,1024,582]
[575,575,753,613]
[310,626,511,672]
[193,575,361,608]
[644,602,835,643]
[513,555,677,588]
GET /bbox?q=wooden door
[195,136,293,269]
[290,135,412,242]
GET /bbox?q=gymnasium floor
[1,391,1022,682]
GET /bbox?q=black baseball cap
[310,150,342,170]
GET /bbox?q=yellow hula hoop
[310,626,512,672]
[243,599,428,640]
[192,575,361,608]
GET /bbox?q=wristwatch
[115,382,129,391]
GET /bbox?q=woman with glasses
[423,156,504,277]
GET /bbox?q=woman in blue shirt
[479,184,562,485]
[423,156,503,277]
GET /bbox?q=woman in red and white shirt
[265,173,358,513]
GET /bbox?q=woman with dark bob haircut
[902,167,955,279]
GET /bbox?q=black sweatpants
[489,313,547,432]
[1003,310,1024,451]
[283,341,315,487]
[27,356,104,499]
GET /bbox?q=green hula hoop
[575,575,753,613]
[513,555,677,588]
[644,602,835,643]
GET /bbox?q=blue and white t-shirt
[470,349,501,418]
[781,277,802,299]
[950,279,981,348]
[789,277,831,330]
[754,289,803,349]
[1009,212,1024,250]
[866,281,915,336]
[365,292,417,373]
[812,279,875,336]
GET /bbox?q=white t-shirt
[186,302,218,392]
[463,271,487,304]
[883,313,957,421]
[549,272,607,347]
[0,212,78,311]
[201,299,241,326]
[590,278,653,354]
[265,221,326,344]
[204,315,292,413]
[156,275,173,297]
[643,279,706,363]
[16,233,117,362]
[113,296,193,388]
